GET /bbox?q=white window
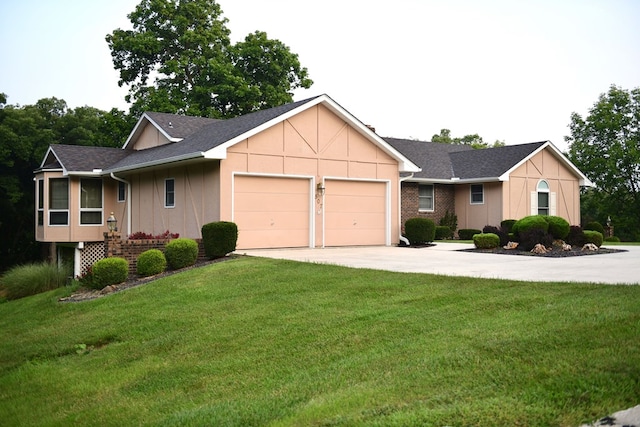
[117,181,126,202]
[418,184,434,211]
[165,178,175,208]
[49,178,69,225]
[80,178,103,225]
[537,180,550,215]
[470,184,484,204]
[37,179,44,226]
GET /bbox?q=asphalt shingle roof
[144,112,220,139]
[45,144,131,172]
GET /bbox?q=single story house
[384,138,593,232]
[34,95,420,276]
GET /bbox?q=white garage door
[324,180,387,246]
[233,175,311,249]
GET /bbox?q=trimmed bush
[583,230,603,247]
[404,218,436,245]
[165,238,199,269]
[0,262,70,300]
[565,226,586,247]
[473,233,500,249]
[500,219,517,234]
[482,225,509,247]
[544,216,570,240]
[136,249,167,277]
[512,215,549,238]
[584,221,605,235]
[435,225,454,240]
[604,236,621,243]
[202,221,238,258]
[91,258,128,290]
[518,228,554,252]
[458,229,481,240]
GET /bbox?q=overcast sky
[1,0,639,151]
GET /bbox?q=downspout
[398,173,414,246]
[110,173,131,236]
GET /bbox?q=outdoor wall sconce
[107,212,118,232]
[316,182,326,196]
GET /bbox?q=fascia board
[122,113,181,150]
[105,152,205,174]
[405,177,501,184]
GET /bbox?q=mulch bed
[59,255,239,303]
[458,246,627,257]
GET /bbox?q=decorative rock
[562,243,572,251]
[503,241,519,250]
[530,243,550,254]
[582,243,599,251]
[100,285,117,295]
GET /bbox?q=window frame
[79,178,104,226]
[470,184,484,205]
[48,178,69,226]
[418,184,434,212]
[165,178,175,208]
[117,181,126,203]
[37,179,44,226]
[537,180,550,216]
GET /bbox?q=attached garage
[233,174,313,249]
[323,179,389,247]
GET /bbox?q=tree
[566,85,640,241]
[106,0,312,118]
[431,129,504,149]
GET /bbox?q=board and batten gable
[219,103,402,249]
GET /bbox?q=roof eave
[104,152,205,174]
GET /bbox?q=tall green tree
[566,85,640,241]
[431,129,505,149]
[106,0,313,118]
[0,95,134,272]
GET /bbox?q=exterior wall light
[316,182,325,196]
[107,212,118,232]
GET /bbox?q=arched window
[537,180,549,215]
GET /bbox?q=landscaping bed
[459,246,627,257]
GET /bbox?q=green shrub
[604,236,621,242]
[438,210,458,233]
[544,216,570,240]
[473,233,500,249]
[583,230,603,247]
[435,225,454,240]
[165,238,199,269]
[584,221,605,235]
[91,258,128,290]
[201,221,238,258]
[512,215,549,238]
[482,225,509,247]
[500,219,517,233]
[136,249,167,277]
[458,229,481,240]
[404,218,436,245]
[518,228,554,251]
[565,226,586,247]
[0,262,70,300]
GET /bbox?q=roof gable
[37,144,130,175]
[450,141,546,180]
[122,112,221,150]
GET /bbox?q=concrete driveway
[239,243,640,285]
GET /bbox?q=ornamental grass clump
[91,258,128,290]
[473,233,500,249]
[0,262,70,300]
[404,218,436,245]
[165,238,199,269]
[136,249,167,277]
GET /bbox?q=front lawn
[0,257,638,426]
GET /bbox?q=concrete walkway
[239,243,640,285]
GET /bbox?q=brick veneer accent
[104,232,208,274]
[400,182,455,231]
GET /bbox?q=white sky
[1,0,639,151]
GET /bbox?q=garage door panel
[235,211,309,230]
[326,194,385,212]
[235,193,309,212]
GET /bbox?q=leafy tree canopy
[431,128,505,149]
[566,84,640,240]
[106,0,313,118]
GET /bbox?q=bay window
[80,178,103,225]
[49,178,69,225]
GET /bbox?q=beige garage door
[324,180,387,246]
[234,175,311,249]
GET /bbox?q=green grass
[0,257,638,426]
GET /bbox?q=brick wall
[400,183,455,231]
[104,232,207,274]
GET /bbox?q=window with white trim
[117,181,126,202]
[37,179,44,226]
[418,184,434,211]
[537,180,549,215]
[165,178,175,208]
[49,178,69,225]
[80,178,103,225]
[470,184,484,204]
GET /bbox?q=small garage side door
[324,180,387,246]
[233,175,311,249]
